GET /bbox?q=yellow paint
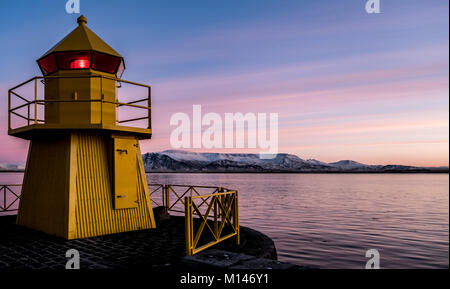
[74,133,154,239]
[44,70,116,126]
[183,190,240,256]
[39,15,121,59]
[9,122,152,140]
[12,15,156,239]
[17,134,72,236]
[8,74,152,140]
[113,137,138,209]
[17,132,155,239]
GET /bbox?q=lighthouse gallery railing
[0,182,240,256]
[7,74,151,132]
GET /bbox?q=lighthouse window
[116,59,125,78]
[38,54,57,75]
[92,52,121,74]
[71,59,90,69]
[55,51,91,70]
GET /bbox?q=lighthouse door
[113,137,138,209]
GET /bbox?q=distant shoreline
[1,170,448,174]
[142,151,449,175]
[145,171,449,174]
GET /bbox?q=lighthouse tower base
[16,132,156,239]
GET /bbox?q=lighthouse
[8,15,156,239]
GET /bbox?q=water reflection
[1,172,448,268]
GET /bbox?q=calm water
[1,172,448,269]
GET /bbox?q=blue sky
[1,1,447,81]
[0,0,448,166]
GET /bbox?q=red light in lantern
[70,59,90,69]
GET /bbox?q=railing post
[8,91,11,131]
[213,195,218,240]
[235,191,240,245]
[185,196,193,256]
[165,185,170,213]
[34,78,37,124]
[147,86,151,129]
[217,187,223,219]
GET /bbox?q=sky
[0,0,448,166]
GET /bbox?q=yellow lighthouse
[8,15,156,239]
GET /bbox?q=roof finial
[77,15,87,26]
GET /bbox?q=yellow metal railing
[165,184,223,214]
[0,182,240,255]
[185,190,240,256]
[8,74,151,133]
[135,183,241,255]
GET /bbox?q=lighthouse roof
[39,15,122,59]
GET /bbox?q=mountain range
[142,150,449,173]
[1,150,447,173]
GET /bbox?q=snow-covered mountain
[328,160,375,170]
[2,150,447,173]
[142,150,448,173]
